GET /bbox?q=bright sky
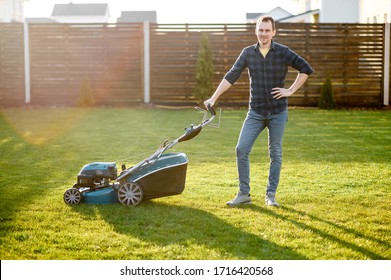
[24,0,301,23]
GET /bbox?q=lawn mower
[63,105,218,206]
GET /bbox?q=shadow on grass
[0,123,53,218]
[283,206,390,250]
[248,204,387,260]
[72,202,308,260]
[0,111,85,223]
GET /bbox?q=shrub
[194,33,214,105]
[77,75,95,107]
[318,77,336,109]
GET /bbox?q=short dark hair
[256,16,276,31]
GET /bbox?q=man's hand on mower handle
[203,99,216,116]
[204,98,216,109]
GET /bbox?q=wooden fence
[0,22,389,107]
[0,23,25,106]
[151,23,387,106]
[28,23,144,106]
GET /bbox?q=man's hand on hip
[271,88,294,99]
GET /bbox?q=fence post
[143,21,150,104]
[24,21,31,104]
[384,23,390,106]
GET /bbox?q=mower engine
[63,162,119,205]
[77,162,117,188]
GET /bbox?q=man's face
[255,20,276,45]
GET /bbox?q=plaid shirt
[225,41,313,115]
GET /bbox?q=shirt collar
[254,40,276,52]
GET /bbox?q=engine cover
[77,162,117,185]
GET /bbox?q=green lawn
[0,107,390,260]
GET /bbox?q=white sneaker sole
[266,201,280,207]
[226,200,252,207]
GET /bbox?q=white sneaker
[265,192,280,207]
[227,192,252,207]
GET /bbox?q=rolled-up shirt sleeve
[289,50,314,75]
[224,48,248,84]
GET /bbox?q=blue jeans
[236,109,288,195]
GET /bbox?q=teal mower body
[63,106,218,206]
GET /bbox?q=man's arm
[204,78,232,107]
[204,47,249,108]
[271,73,309,100]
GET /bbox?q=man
[204,16,313,207]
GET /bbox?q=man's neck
[259,42,271,49]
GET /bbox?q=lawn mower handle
[117,106,217,181]
[177,105,216,143]
[207,104,216,116]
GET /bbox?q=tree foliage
[318,76,336,109]
[194,33,214,105]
